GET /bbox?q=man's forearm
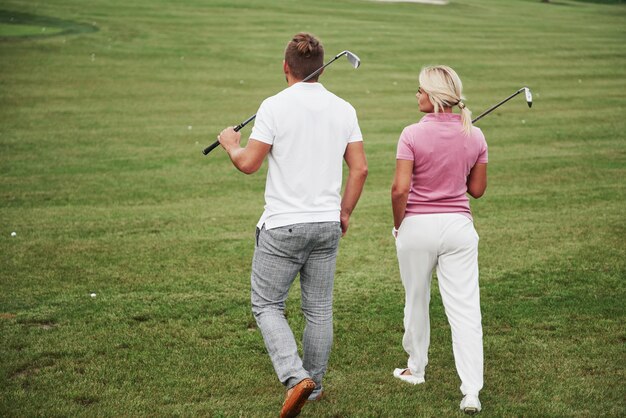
[220,135,270,175]
[225,146,249,173]
[341,169,367,217]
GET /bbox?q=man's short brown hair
[285,33,324,81]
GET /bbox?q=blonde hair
[419,65,473,135]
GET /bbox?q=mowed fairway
[1,0,624,416]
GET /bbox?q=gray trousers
[251,222,341,393]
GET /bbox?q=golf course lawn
[1,0,624,416]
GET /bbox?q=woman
[391,65,487,414]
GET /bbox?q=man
[217,33,367,418]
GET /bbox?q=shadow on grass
[0,9,98,41]
[541,0,624,6]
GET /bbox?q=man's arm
[340,141,368,236]
[218,127,271,174]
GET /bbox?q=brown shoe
[280,378,316,418]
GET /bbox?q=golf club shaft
[472,88,525,123]
[202,53,346,156]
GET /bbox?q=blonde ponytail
[457,101,473,136]
[419,65,474,136]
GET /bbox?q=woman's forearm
[391,159,414,230]
[391,189,408,229]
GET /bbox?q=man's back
[251,82,362,229]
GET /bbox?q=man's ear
[283,60,289,76]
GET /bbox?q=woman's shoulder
[401,118,435,140]
[402,120,427,134]
[399,123,418,143]
[470,125,487,142]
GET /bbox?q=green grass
[0,23,64,37]
[0,9,98,40]
[1,0,625,416]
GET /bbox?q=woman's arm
[467,163,487,198]
[391,159,414,229]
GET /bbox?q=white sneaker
[460,394,481,414]
[392,368,425,385]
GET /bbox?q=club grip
[202,140,220,155]
[202,114,256,156]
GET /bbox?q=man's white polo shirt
[250,82,363,230]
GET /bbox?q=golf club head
[338,50,361,69]
[524,87,533,108]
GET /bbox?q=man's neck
[287,77,317,87]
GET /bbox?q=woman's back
[397,113,487,219]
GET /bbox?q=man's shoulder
[264,85,356,111]
[262,86,291,104]
[259,86,303,112]
[319,86,353,106]
[323,91,358,118]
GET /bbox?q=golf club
[472,87,532,123]
[202,50,361,156]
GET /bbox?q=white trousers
[395,213,483,395]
